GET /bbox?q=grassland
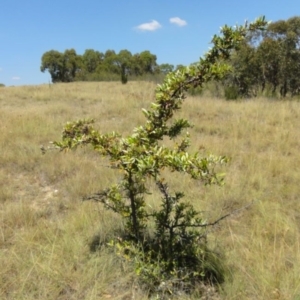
[1,81,300,299]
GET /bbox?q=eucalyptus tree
[82,49,103,73]
[41,49,81,83]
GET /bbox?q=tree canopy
[41,48,161,83]
[223,16,300,98]
[41,49,82,83]
[41,16,300,96]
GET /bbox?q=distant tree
[224,16,300,98]
[41,47,167,83]
[0,83,5,87]
[131,53,143,76]
[115,50,133,84]
[82,49,103,73]
[159,63,174,75]
[132,51,158,76]
[115,50,132,71]
[63,49,81,82]
[224,41,262,97]
[101,50,119,74]
[41,49,81,83]
[175,64,186,71]
[256,37,281,94]
[140,51,158,74]
[41,50,65,83]
[274,16,300,96]
[255,17,300,97]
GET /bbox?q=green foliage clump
[40,49,80,83]
[224,85,239,100]
[223,16,300,98]
[51,17,267,297]
[41,48,159,83]
[0,83,5,87]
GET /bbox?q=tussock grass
[0,81,300,299]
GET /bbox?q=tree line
[41,16,300,97]
[222,16,300,98]
[41,48,178,83]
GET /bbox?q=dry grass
[1,81,300,299]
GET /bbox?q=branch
[174,201,255,229]
[83,191,120,214]
[157,180,255,229]
[201,201,254,227]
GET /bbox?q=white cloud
[170,17,187,27]
[12,76,21,80]
[135,20,161,32]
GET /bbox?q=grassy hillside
[1,82,300,299]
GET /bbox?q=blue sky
[0,0,298,86]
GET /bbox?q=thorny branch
[157,180,255,229]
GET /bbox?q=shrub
[51,17,267,297]
[224,85,239,100]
